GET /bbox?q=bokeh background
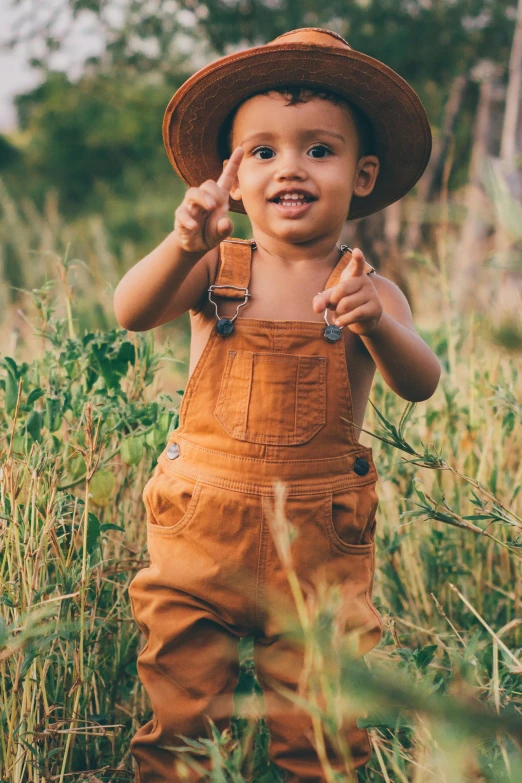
[1,2,522,782]
[1,0,521,371]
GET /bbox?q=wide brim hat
[163,28,432,221]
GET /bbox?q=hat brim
[163,42,432,221]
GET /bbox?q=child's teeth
[274,192,311,206]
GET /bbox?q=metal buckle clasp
[208,285,251,336]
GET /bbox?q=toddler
[114,27,441,783]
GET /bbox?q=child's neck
[250,228,343,269]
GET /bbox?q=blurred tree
[5,1,517,102]
[500,0,522,196]
[9,70,187,216]
[456,0,522,310]
[0,135,21,170]
[0,68,192,269]
[192,0,516,94]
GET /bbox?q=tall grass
[0,182,521,781]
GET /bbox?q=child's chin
[267,221,322,242]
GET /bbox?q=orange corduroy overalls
[129,238,383,783]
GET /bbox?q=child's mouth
[269,194,316,217]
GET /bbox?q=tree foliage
[6,0,517,91]
[0,0,518,254]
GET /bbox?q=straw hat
[163,28,432,221]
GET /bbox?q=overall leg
[130,464,267,782]
[129,580,241,783]
[254,491,380,782]
[253,631,371,783]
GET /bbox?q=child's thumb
[312,287,333,312]
[217,216,232,237]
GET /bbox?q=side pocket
[128,571,151,659]
[143,463,202,535]
[326,481,379,551]
[365,590,384,639]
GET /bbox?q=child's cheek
[244,184,268,215]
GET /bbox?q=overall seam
[156,458,377,496]
[178,325,218,433]
[256,497,269,626]
[237,352,252,431]
[214,350,234,429]
[293,358,300,438]
[171,434,373,464]
[336,335,357,442]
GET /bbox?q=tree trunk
[383,201,415,309]
[453,63,505,314]
[405,74,469,253]
[489,0,522,308]
[501,0,522,186]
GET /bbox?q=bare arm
[359,275,441,402]
[113,146,245,332]
[113,236,216,331]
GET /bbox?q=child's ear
[222,157,241,201]
[353,156,380,198]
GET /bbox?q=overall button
[353,457,369,476]
[167,444,180,459]
[216,318,234,336]
[324,324,342,343]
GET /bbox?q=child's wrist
[166,230,206,265]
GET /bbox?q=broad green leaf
[121,434,144,465]
[89,470,115,507]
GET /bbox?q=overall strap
[212,238,254,298]
[324,247,375,289]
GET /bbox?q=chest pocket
[214,349,327,446]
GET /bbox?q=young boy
[114,27,441,783]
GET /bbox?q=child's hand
[174,146,244,254]
[312,248,383,335]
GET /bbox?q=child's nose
[274,151,308,180]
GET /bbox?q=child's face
[224,93,379,245]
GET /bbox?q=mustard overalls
[129,238,383,782]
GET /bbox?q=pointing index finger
[340,247,366,280]
[217,146,244,193]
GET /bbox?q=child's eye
[308,145,332,159]
[252,147,275,160]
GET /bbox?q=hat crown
[269,28,352,50]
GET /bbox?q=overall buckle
[208,285,251,336]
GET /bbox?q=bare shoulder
[369,272,416,333]
[188,244,220,324]
[205,242,221,289]
[188,244,220,316]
